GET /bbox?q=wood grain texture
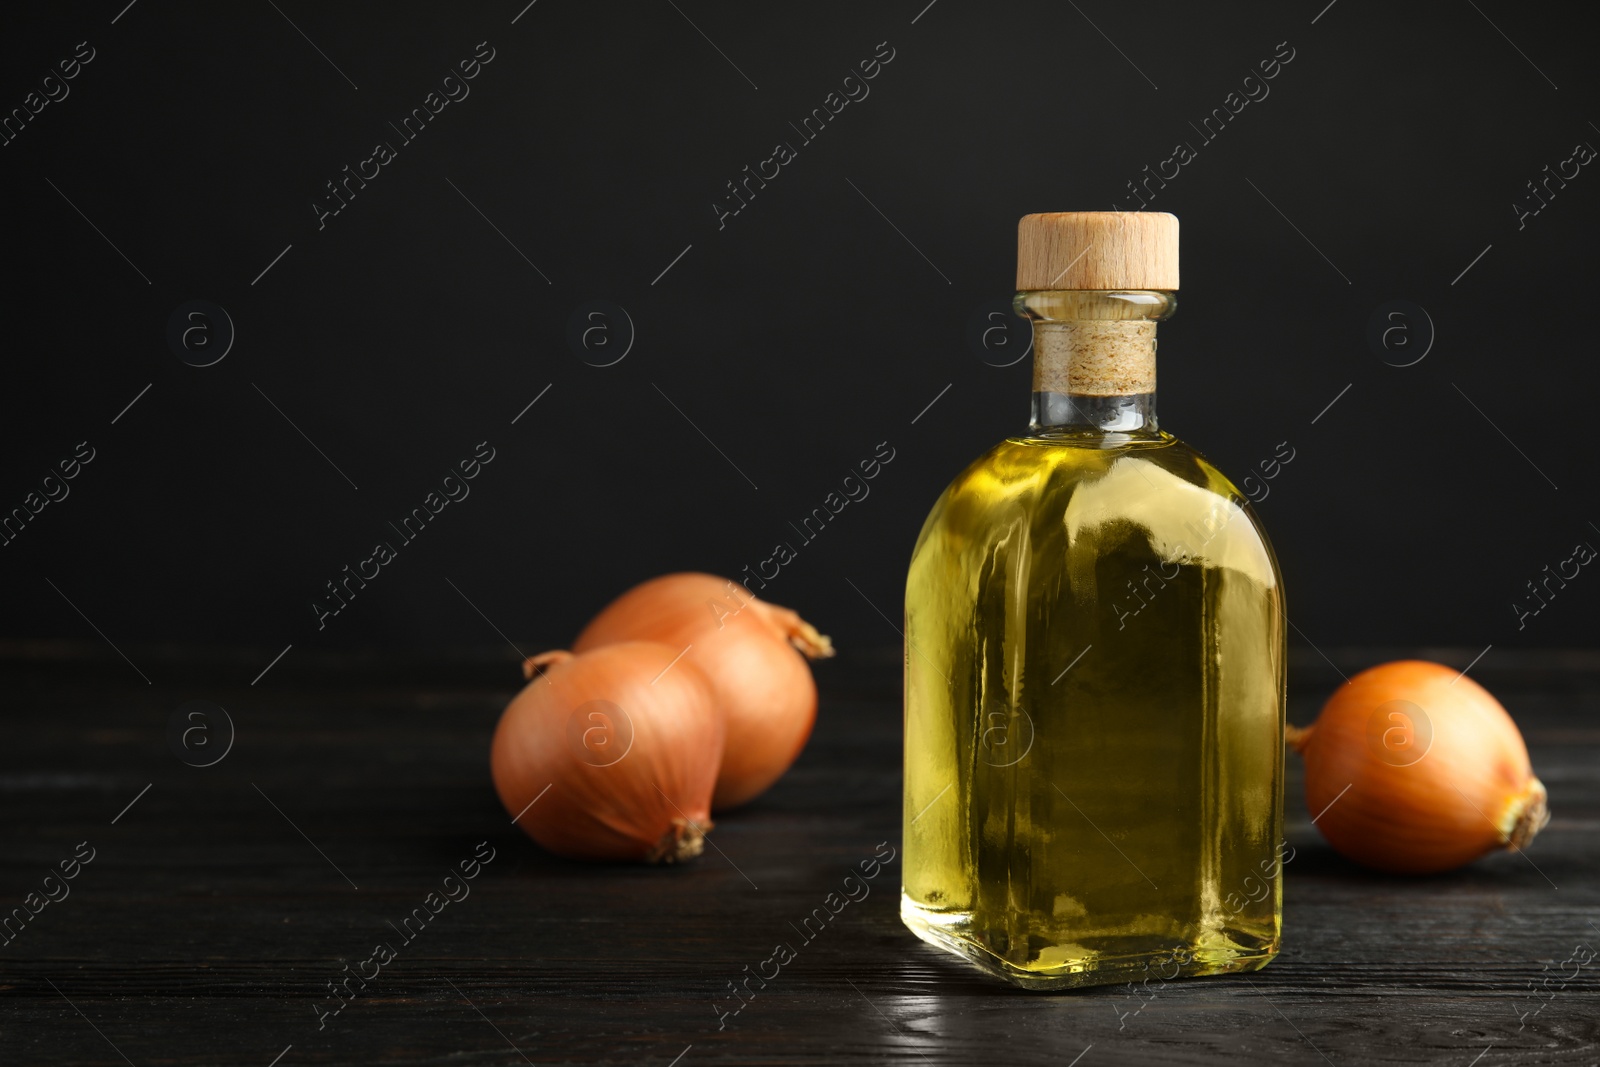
[0,644,1595,1066]
[1016,212,1180,291]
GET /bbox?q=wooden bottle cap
[1016,212,1179,291]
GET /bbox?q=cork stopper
[1035,320,1156,396]
[1016,212,1179,291]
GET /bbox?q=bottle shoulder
[914,432,1280,584]
[938,432,1243,508]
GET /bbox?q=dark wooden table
[2,643,1596,1066]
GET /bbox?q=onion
[572,573,833,811]
[1289,659,1550,874]
[490,643,724,863]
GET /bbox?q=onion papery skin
[1296,660,1549,875]
[572,572,832,811]
[490,642,724,863]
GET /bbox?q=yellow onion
[1289,659,1549,874]
[573,573,832,810]
[490,643,724,863]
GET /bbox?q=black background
[3,0,1597,664]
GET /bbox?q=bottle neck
[1016,290,1176,436]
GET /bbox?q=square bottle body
[901,434,1286,990]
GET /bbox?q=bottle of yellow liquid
[901,212,1285,989]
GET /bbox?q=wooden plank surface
[0,644,1595,1066]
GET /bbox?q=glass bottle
[901,212,1285,990]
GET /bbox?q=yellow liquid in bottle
[901,433,1285,989]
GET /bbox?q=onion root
[646,817,711,864]
[1505,778,1550,851]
